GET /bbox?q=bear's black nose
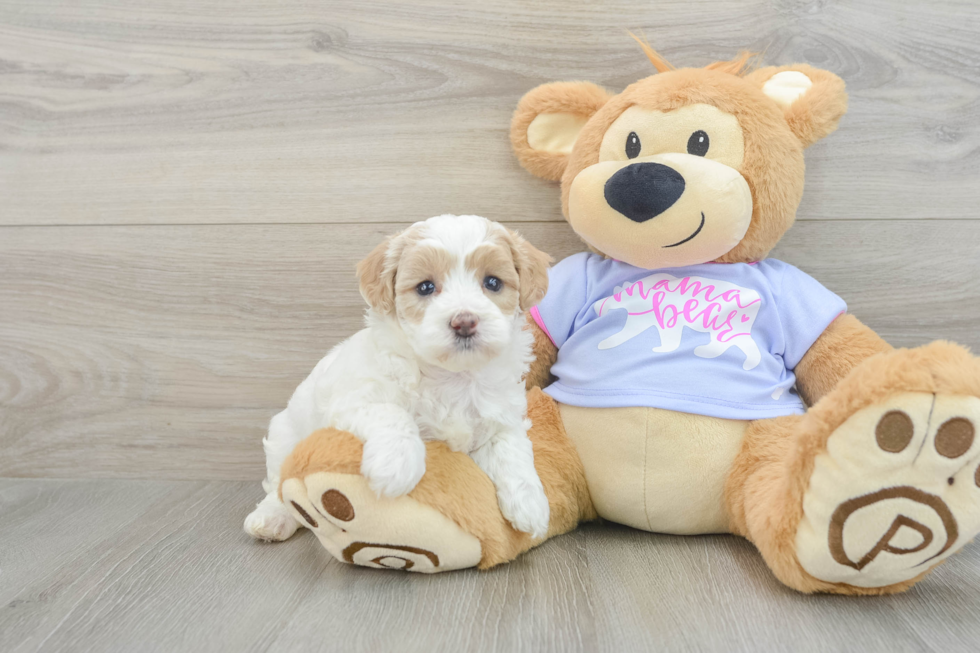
[604,162,686,223]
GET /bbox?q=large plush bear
[278,46,980,594]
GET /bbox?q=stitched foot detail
[797,393,980,588]
[281,471,481,573]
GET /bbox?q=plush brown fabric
[744,65,849,148]
[558,67,808,264]
[510,81,613,181]
[628,32,676,73]
[513,54,847,265]
[283,45,978,594]
[726,341,980,594]
[279,427,363,482]
[502,47,980,595]
[423,387,595,568]
[524,388,598,532]
[725,414,926,595]
[524,312,559,390]
[795,314,894,406]
[280,388,593,570]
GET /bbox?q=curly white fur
[245,215,550,541]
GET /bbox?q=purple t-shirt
[530,253,846,419]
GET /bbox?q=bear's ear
[510,81,613,181]
[746,64,848,148]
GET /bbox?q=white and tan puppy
[244,214,553,542]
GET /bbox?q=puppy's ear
[357,236,397,314]
[502,229,552,310]
[746,64,847,148]
[511,81,612,181]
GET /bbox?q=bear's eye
[625,131,641,159]
[687,130,709,156]
[416,280,436,296]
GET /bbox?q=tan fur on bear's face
[561,68,803,267]
[512,56,848,267]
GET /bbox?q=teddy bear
[277,44,980,594]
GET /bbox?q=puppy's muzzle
[450,312,479,338]
[604,162,686,223]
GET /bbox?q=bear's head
[510,44,847,268]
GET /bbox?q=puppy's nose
[604,162,686,223]
[450,312,479,338]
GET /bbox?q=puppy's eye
[483,276,502,292]
[625,131,641,159]
[416,280,436,296]
[687,130,709,156]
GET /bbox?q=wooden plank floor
[2,0,980,651]
[2,478,980,653]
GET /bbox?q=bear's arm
[794,313,893,406]
[524,311,559,390]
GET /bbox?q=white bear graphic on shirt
[593,272,763,370]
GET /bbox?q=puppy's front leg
[471,427,550,539]
[336,404,427,498]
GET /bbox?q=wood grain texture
[582,524,980,652]
[1,478,979,653]
[1,219,978,480]
[1,0,979,225]
[3,1,980,650]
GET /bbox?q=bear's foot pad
[798,392,980,588]
[281,472,482,573]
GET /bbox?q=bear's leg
[278,388,594,572]
[727,342,980,594]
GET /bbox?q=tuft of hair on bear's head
[627,31,675,73]
[627,31,758,77]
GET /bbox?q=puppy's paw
[244,497,300,541]
[361,435,427,498]
[498,481,550,539]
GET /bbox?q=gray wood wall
[3,0,979,482]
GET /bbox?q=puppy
[244,214,553,542]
